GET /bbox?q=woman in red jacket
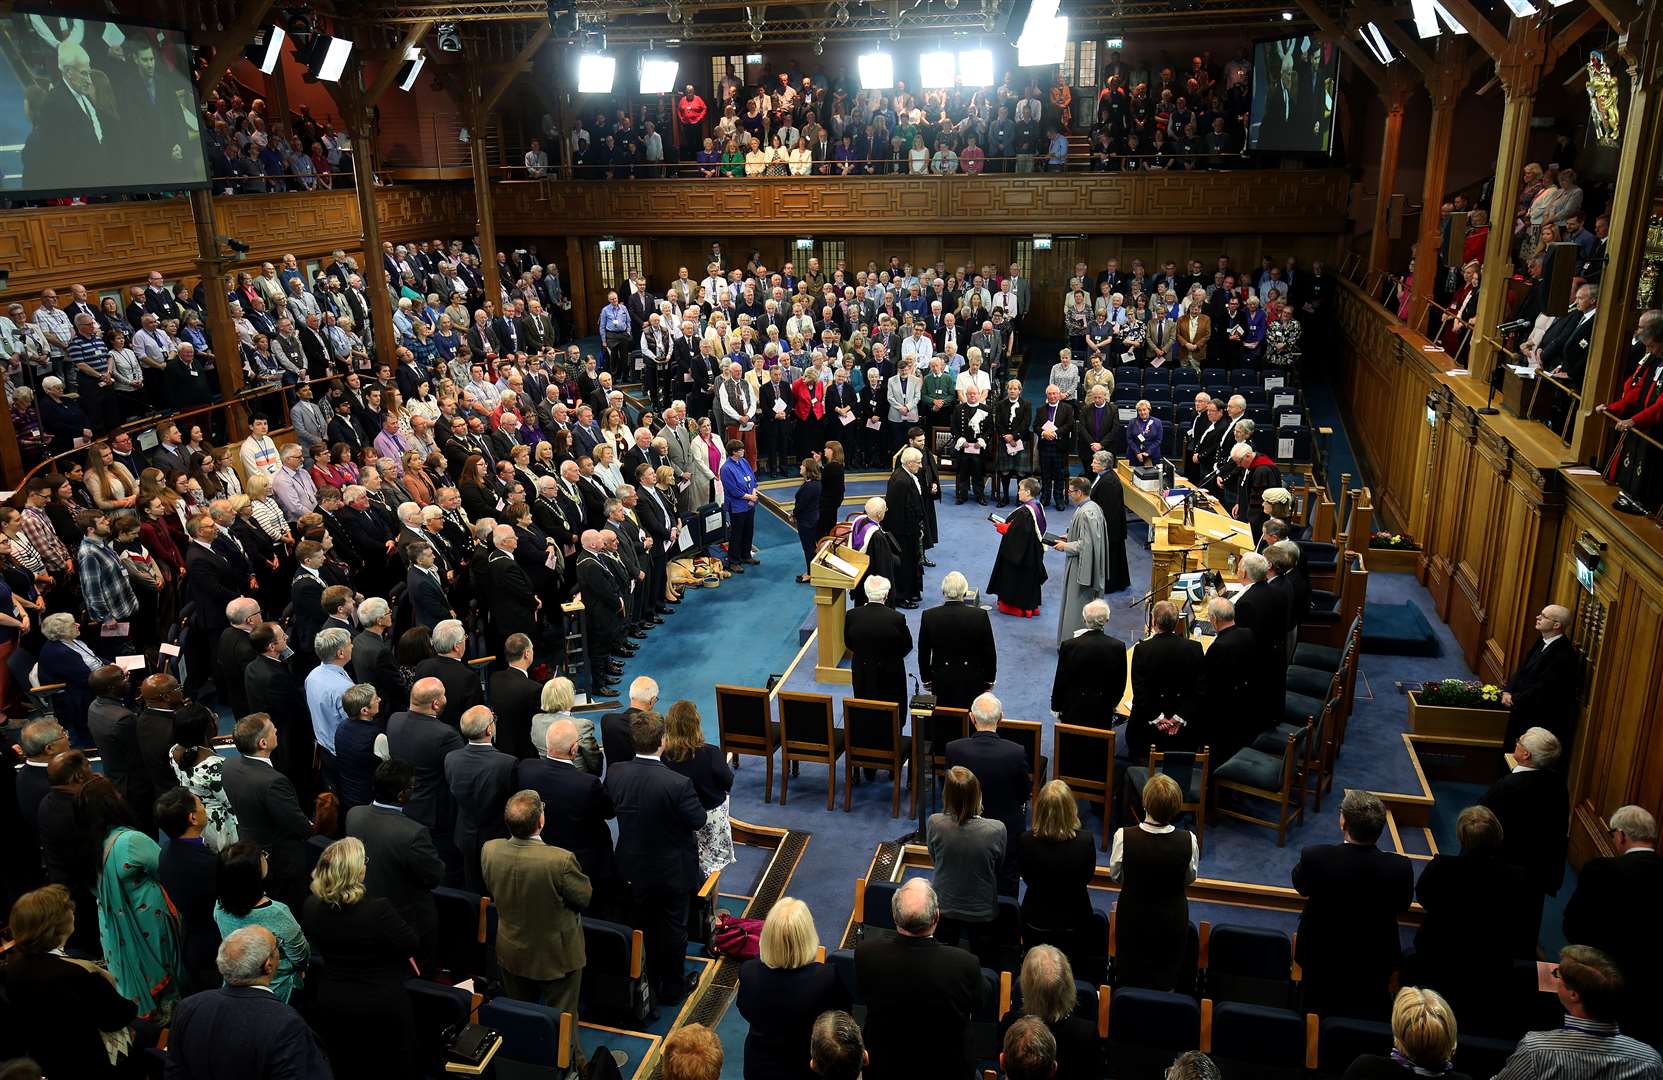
[792,369,827,463]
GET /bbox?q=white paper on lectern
[822,552,860,577]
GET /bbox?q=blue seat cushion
[1291,642,1343,671]
[1284,692,1324,725]
[1215,747,1285,790]
[1251,724,1304,756]
[1285,666,1334,699]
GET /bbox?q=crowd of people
[547,48,1262,179]
[199,94,346,196]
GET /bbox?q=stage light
[639,54,679,93]
[1501,0,1538,14]
[397,46,427,91]
[1017,15,1067,67]
[1280,10,1294,19]
[1359,22,1394,65]
[246,26,285,74]
[436,23,463,51]
[312,36,354,82]
[578,52,617,93]
[921,50,956,88]
[1409,0,1467,38]
[859,51,894,89]
[959,48,994,86]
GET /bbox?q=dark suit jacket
[158,836,223,990]
[1233,579,1290,710]
[186,542,242,632]
[945,731,1030,841]
[1201,624,1259,763]
[216,628,259,718]
[487,551,539,641]
[488,668,545,760]
[1050,629,1127,728]
[1292,842,1413,1016]
[88,697,146,813]
[855,933,983,1080]
[736,959,852,1080]
[165,985,333,1079]
[1128,632,1206,761]
[918,601,996,710]
[605,757,705,893]
[601,706,644,767]
[289,572,326,656]
[1412,850,1533,1016]
[245,655,309,747]
[445,743,519,889]
[406,566,451,630]
[219,755,313,897]
[1503,636,1581,749]
[1563,848,1663,1037]
[1479,767,1569,895]
[411,655,483,730]
[844,603,913,713]
[346,802,445,940]
[0,950,138,1080]
[518,757,618,881]
[387,709,466,830]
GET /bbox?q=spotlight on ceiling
[303,35,354,82]
[889,25,901,39]
[436,23,463,51]
[944,0,959,8]
[639,54,679,93]
[1359,21,1394,64]
[1017,15,1066,66]
[1280,9,1294,19]
[813,36,826,55]
[397,45,426,91]
[959,48,993,85]
[751,26,765,41]
[858,50,894,89]
[577,51,617,93]
[1409,0,1467,38]
[668,2,681,20]
[245,26,285,73]
[1500,0,1538,14]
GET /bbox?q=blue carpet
[1361,600,1443,657]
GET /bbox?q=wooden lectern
[1149,500,1254,593]
[809,543,870,684]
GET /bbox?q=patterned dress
[170,747,241,852]
[96,826,182,1021]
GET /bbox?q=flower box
[1407,690,1509,742]
[1366,546,1422,574]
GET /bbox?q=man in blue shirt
[598,290,632,373]
[718,439,760,572]
[1045,128,1069,172]
[304,626,355,788]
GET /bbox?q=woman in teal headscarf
[79,776,181,1022]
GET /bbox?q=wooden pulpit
[809,543,869,684]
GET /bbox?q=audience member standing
[346,759,445,974]
[606,710,706,1006]
[1492,946,1663,1080]
[518,718,618,888]
[1480,727,1570,941]
[481,789,593,1067]
[1109,774,1198,990]
[1019,780,1099,980]
[855,879,982,1080]
[301,838,419,1079]
[155,787,225,994]
[1049,599,1126,728]
[445,705,519,892]
[946,693,1030,895]
[1,884,138,1079]
[927,766,1008,957]
[220,713,314,909]
[164,926,334,1079]
[387,677,465,838]
[1562,804,1661,1048]
[488,633,545,760]
[1502,603,1581,751]
[78,775,181,1021]
[1292,790,1414,1020]
[212,841,310,1005]
[736,897,850,1080]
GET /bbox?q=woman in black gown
[815,440,847,541]
[1088,451,1131,593]
[988,476,1048,617]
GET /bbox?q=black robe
[1089,468,1132,593]
[987,503,1048,612]
[894,444,941,548]
[883,467,927,602]
[851,520,900,607]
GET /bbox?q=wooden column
[464,25,552,314]
[1569,2,1663,462]
[337,79,399,367]
[1410,40,1467,330]
[266,49,294,132]
[565,235,589,338]
[1368,73,1416,277]
[1470,18,1548,382]
[189,188,248,438]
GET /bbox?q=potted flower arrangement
[1368,530,1422,573]
[1407,678,1508,740]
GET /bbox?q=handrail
[10,373,347,498]
[1595,403,1663,455]
[505,148,1257,180]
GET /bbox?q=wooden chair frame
[778,690,843,809]
[911,705,969,815]
[1143,748,1211,851]
[716,683,778,802]
[843,697,906,817]
[998,718,1049,805]
[1051,722,1116,850]
[1213,728,1306,847]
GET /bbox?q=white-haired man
[1562,805,1662,1046]
[1480,727,1570,923]
[945,692,1029,894]
[1050,598,1127,729]
[883,446,928,608]
[844,575,913,722]
[919,571,996,710]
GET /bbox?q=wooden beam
[196,0,279,100]
[1292,0,1388,88]
[478,25,551,118]
[1546,7,1607,69]
[1434,0,1511,63]
[364,20,434,106]
[1585,0,1639,33]
[1352,2,1436,75]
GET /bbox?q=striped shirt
[1494,1016,1663,1080]
[67,332,110,376]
